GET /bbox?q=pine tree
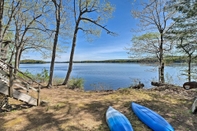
[166,0,197,81]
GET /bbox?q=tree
[13,1,42,72]
[130,0,175,83]
[2,0,20,40]
[0,0,15,62]
[166,0,197,81]
[178,41,197,81]
[62,0,114,86]
[47,0,62,88]
[0,0,4,41]
[8,0,53,73]
[127,32,173,62]
[0,0,21,63]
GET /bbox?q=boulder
[131,82,144,89]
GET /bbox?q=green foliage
[36,68,49,83]
[68,77,84,90]
[52,77,64,85]
[17,68,49,83]
[20,59,46,64]
[17,70,34,79]
[133,33,159,41]
[165,0,197,81]
[128,32,160,58]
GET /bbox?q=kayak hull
[131,102,174,131]
[106,106,133,131]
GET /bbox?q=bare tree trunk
[47,0,61,88]
[62,27,78,86]
[14,47,21,73]
[160,62,164,82]
[0,0,3,59]
[0,0,4,40]
[159,33,165,83]
[188,55,191,82]
[48,34,58,87]
[8,48,15,64]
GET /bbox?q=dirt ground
[0,85,197,131]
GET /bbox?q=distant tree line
[20,56,197,64]
[20,59,45,64]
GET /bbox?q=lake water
[19,63,190,91]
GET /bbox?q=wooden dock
[0,81,37,106]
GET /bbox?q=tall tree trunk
[47,20,60,88]
[159,33,165,83]
[8,48,15,64]
[0,0,4,40]
[14,47,21,73]
[0,0,4,59]
[47,32,59,88]
[47,0,61,88]
[62,23,79,86]
[188,55,191,82]
[47,0,62,88]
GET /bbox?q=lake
[19,63,190,91]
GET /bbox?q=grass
[0,86,197,131]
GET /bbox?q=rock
[151,81,165,86]
[131,82,144,89]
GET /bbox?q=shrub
[36,68,49,83]
[53,77,64,85]
[68,77,84,90]
[17,68,49,83]
[17,69,34,79]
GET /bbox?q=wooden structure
[0,42,41,107]
[0,81,37,105]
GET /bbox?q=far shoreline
[20,56,194,64]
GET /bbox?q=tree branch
[80,17,115,35]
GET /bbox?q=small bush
[17,69,34,79]
[36,68,49,83]
[53,77,64,85]
[17,68,49,83]
[68,77,84,90]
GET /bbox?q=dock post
[8,66,13,97]
[37,85,40,106]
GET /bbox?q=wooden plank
[0,78,8,84]
[13,89,37,106]
[0,81,8,95]
[0,69,8,76]
[0,81,37,106]
[14,83,28,91]
[29,86,38,92]
[14,79,38,92]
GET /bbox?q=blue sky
[23,0,139,61]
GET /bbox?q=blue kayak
[106,106,133,131]
[131,102,174,131]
